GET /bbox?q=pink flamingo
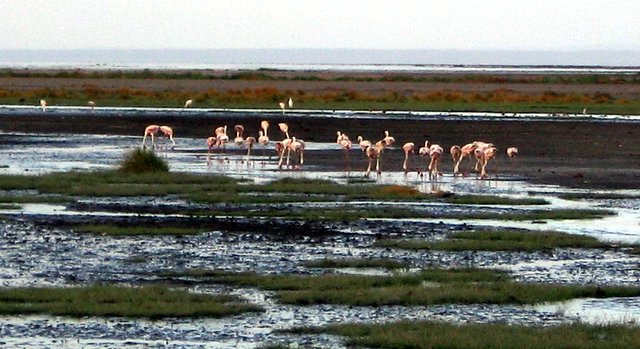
[382,130,395,146]
[419,141,443,180]
[142,125,175,149]
[365,141,386,177]
[244,136,256,163]
[475,144,498,178]
[234,125,245,146]
[402,142,415,172]
[289,137,305,169]
[357,136,372,152]
[506,147,518,159]
[278,123,293,168]
[214,126,229,151]
[337,131,353,171]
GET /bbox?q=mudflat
[1,70,639,190]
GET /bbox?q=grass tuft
[118,148,169,173]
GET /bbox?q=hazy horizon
[1,48,639,67]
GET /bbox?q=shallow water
[1,131,640,347]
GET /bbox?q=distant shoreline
[1,48,639,68]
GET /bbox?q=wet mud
[1,111,640,347]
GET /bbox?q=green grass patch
[0,203,20,210]
[302,258,411,270]
[159,267,640,306]
[0,284,262,319]
[375,229,618,252]
[305,321,640,349]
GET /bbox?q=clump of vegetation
[118,148,169,173]
[298,321,640,349]
[374,229,622,252]
[0,284,262,319]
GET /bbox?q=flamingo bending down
[142,125,175,149]
[506,147,518,159]
[402,142,415,172]
[40,99,47,112]
[418,141,443,180]
[88,101,96,110]
[214,126,229,151]
[234,125,245,146]
[244,136,256,163]
[288,137,305,169]
[475,145,497,178]
[184,99,193,108]
[365,141,386,177]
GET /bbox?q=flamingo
[419,141,443,180]
[40,99,47,112]
[401,142,415,172]
[365,141,386,177]
[288,97,293,109]
[87,100,96,110]
[184,99,193,108]
[142,125,175,149]
[450,145,462,174]
[258,120,270,146]
[475,146,497,178]
[506,147,518,159]
[357,136,372,152]
[382,130,395,146]
[244,136,256,163]
[234,125,245,146]
[428,143,444,180]
[288,137,305,169]
[214,126,229,151]
[337,132,353,171]
[278,123,293,167]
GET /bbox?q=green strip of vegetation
[0,203,20,210]
[302,258,410,270]
[0,284,262,319]
[375,230,619,252]
[297,321,640,349]
[0,172,547,207]
[559,192,640,200]
[3,68,640,84]
[159,267,640,306]
[0,194,71,204]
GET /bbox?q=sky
[1,0,638,51]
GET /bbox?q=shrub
[119,149,169,173]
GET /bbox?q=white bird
[40,99,47,112]
[184,99,193,108]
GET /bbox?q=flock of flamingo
[141,120,518,179]
[40,98,517,179]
